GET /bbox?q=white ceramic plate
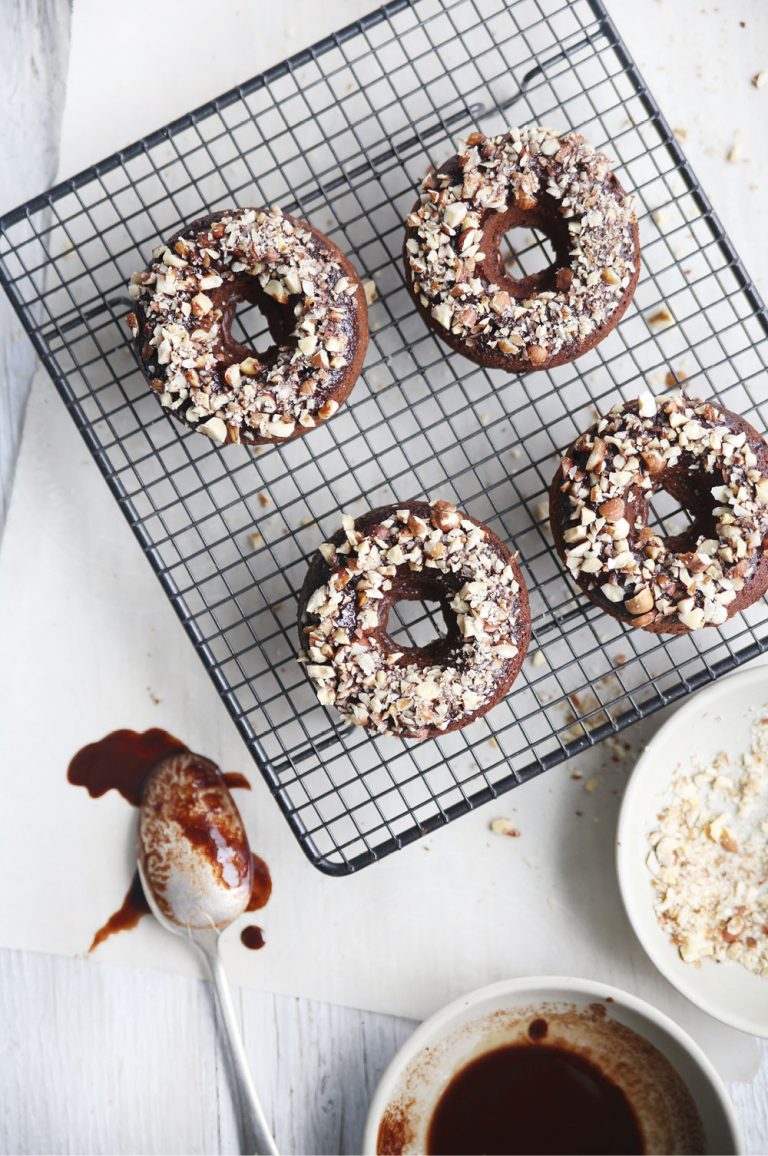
[362,976,740,1155]
[617,665,768,1037]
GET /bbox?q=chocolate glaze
[241,925,266,950]
[550,400,768,634]
[68,728,187,805]
[404,150,640,374]
[527,1016,548,1041]
[223,772,251,791]
[69,730,269,949]
[425,1043,643,1156]
[140,752,253,911]
[298,500,531,738]
[89,871,151,952]
[247,854,273,911]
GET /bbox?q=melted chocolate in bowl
[425,1042,642,1155]
[376,1004,706,1156]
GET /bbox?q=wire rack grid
[1,0,767,875]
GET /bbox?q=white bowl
[617,665,768,1038]
[363,976,740,1155]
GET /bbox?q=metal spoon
[137,749,278,1156]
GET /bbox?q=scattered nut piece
[490,817,521,837]
[726,138,743,164]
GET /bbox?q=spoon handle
[203,942,279,1156]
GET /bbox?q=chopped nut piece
[726,138,743,163]
[624,587,654,616]
[490,817,520,837]
[527,343,547,366]
[599,497,625,522]
[197,416,228,445]
[648,308,674,328]
[191,292,213,317]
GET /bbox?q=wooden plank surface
[0,0,70,532]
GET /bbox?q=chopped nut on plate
[646,714,768,976]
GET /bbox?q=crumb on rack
[665,368,687,389]
[648,307,674,328]
[534,498,549,523]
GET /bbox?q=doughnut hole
[215,277,301,370]
[229,296,272,354]
[501,227,556,280]
[633,465,720,555]
[480,204,573,300]
[378,574,464,668]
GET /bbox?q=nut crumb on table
[647,713,768,974]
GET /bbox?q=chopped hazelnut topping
[404,126,637,363]
[129,207,360,442]
[557,395,768,631]
[300,502,527,738]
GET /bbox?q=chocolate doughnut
[550,393,768,633]
[404,126,639,372]
[298,500,530,739]
[127,207,368,446]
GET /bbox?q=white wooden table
[2,2,768,1152]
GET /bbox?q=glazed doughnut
[404,125,639,372]
[550,393,768,633]
[128,207,368,446]
[298,500,530,739]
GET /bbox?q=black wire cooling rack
[1,0,767,874]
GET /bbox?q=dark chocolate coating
[403,156,640,373]
[298,501,531,738]
[550,402,768,634]
[132,209,368,447]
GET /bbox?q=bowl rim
[361,973,741,1154]
[616,664,768,1038]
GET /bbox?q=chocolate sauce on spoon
[67,729,269,950]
